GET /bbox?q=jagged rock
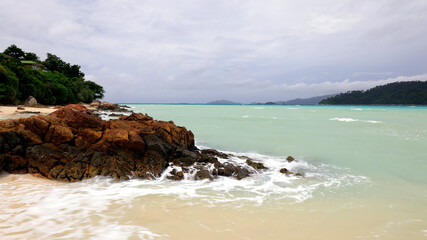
[286,156,295,162]
[194,169,212,180]
[24,96,37,106]
[200,149,230,159]
[246,159,268,170]
[167,169,185,180]
[0,104,253,182]
[90,100,102,107]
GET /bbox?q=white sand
[0,106,56,118]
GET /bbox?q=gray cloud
[1,0,426,103]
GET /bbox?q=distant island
[319,81,427,105]
[206,100,242,105]
[0,44,104,105]
[259,94,336,105]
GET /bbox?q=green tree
[1,44,105,104]
[3,44,25,60]
[84,80,105,99]
[24,52,40,61]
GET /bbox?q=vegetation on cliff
[0,44,104,105]
[319,81,427,105]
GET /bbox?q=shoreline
[0,104,99,119]
[0,105,56,118]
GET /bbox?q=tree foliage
[1,44,104,105]
[319,81,427,105]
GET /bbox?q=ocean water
[1,105,426,239]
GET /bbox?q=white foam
[330,117,358,122]
[329,118,382,124]
[0,147,369,238]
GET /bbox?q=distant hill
[257,94,336,105]
[206,100,242,105]
[282,94,337,105]
[319,81,427,105]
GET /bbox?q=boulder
[0,104,253,182]
[280,168,293,175]
[24,96,37,106]
[286,156,295,162]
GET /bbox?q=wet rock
[217,163,251,180]
[246,159,268,170]
[0,104,255,182]
[167,169,185,181]
[200,149,230,159]
[194,169,212,180]
[17,106,25,110]
[286,156,295,162]
[280,168,293,175]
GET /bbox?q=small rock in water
[286,156,295,162]
[280,168,293,175]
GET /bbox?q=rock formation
[0,104,261,182]
[24,96,37,106]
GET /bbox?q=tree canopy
[319,81,427,105]
[0,44,104,105]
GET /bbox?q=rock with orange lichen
[0,104,254,182]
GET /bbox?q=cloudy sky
[1,0,426,103]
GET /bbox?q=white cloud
[0,0,426,103]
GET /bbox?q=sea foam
[330,117,382,124]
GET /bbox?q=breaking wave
[330,117,382,124]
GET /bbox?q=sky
[1,0,426,103]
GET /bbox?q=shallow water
[1,105,426,239]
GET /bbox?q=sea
[1,104,426,239]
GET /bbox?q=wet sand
[0,174,425,240]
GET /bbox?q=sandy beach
[0,105,56,119]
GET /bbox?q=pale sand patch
[0,106,56,118]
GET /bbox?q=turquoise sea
[1,104,426,239]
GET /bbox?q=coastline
[0,105,56,118]
[0,104,99,119]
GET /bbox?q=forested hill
[319,81,427,105]
[0,44,104,105]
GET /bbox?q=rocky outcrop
[90,100,131,112]
[0,104,258,182]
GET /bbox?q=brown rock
[0,104,254,182]
[286,156,295,162]
[280,168,293,175]
[24,96,37,106]
[246,159,268,170]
